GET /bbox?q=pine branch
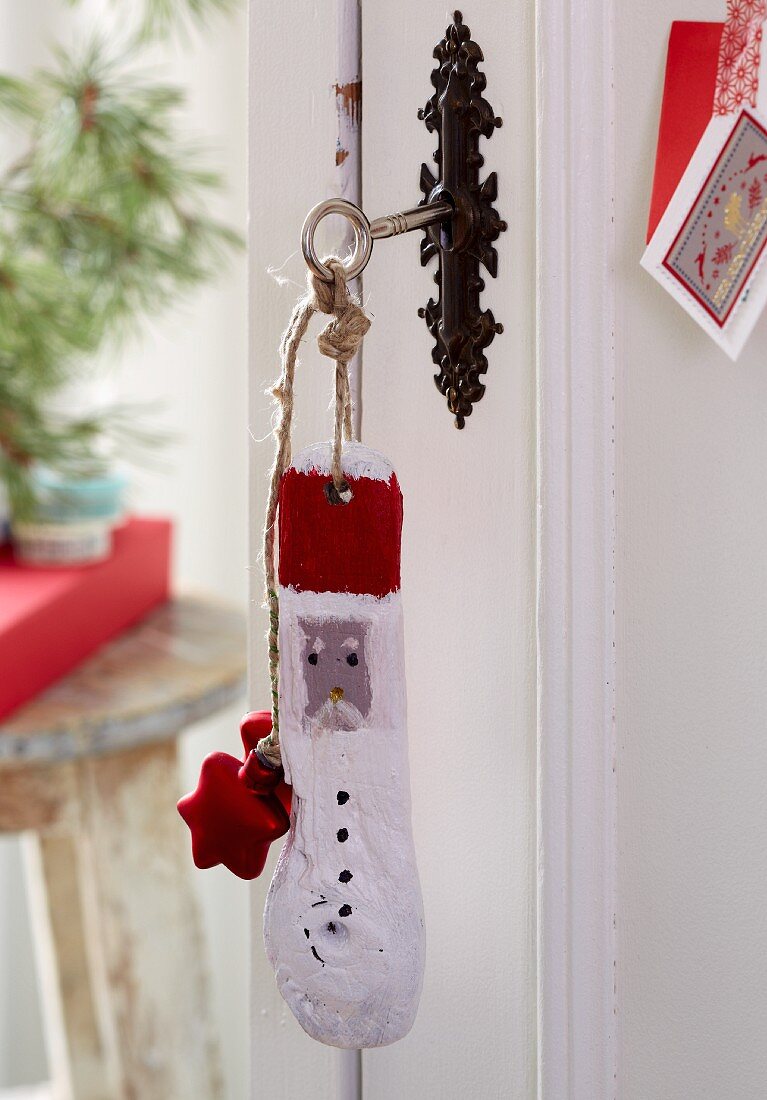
[0,37,242,517]
[0,75,42,124]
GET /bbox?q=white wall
[615,4,767,1097]
[0,3,249,1095]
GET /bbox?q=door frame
[536,1,618,1098]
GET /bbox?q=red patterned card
[663,110,767,326]
[642,5,767,358]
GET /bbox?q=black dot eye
[346,652,358,666]
[308,652,318,666]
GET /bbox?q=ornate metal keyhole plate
[418,10,507,428]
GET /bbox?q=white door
[248,4,537,1097]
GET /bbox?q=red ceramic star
[238,709,292,818]
[177,711,292,880]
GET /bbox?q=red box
[0,518,172,720]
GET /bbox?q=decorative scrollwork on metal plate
[418,10,506,428]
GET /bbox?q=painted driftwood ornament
[179,258,425,1048]
[265,441,424,1047]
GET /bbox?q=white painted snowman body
[262,443,425,1049]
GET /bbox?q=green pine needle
[0,32,242,518]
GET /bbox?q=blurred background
[0,0,249,1095]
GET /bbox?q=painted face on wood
[299,618,371,730]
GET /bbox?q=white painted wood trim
[535,1,617,1098]
[336,4,363,1096]
[335,0,363,440]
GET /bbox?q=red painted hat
[278,443,402,598]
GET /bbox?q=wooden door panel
[248,4,536,1096]
[360,4,536,1097]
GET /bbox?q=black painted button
[339,904,352,917]
[337,828,349,842]
[337,791,349,805]
[339,869,353,883]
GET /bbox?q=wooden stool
[0,596,246,1100]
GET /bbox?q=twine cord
[257,257,370,769]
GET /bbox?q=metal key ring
[301,198,373,282]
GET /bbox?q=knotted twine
[257,257,371,769]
